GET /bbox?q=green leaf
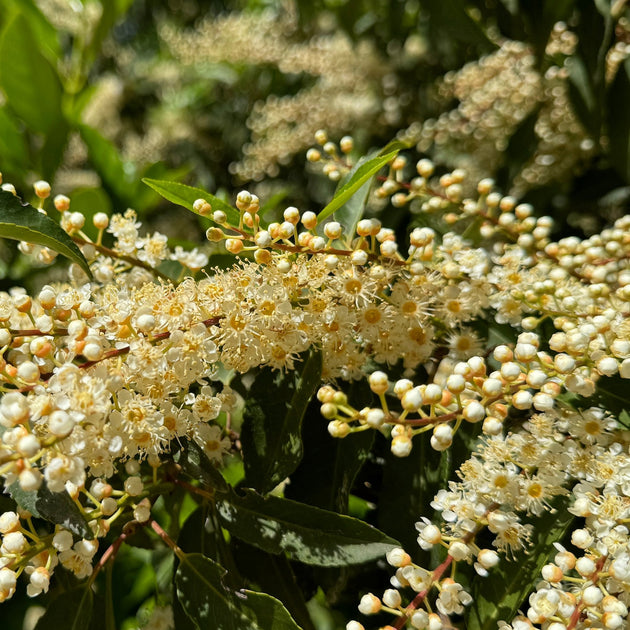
[0,107,29,172]
[174,440,229,495]
[8,477,93,539]
[466,498,575,630]
[423,0,498,52]
[590,374,630,416]
[231,539,316,630]
[79,125,136,206]
[607,58,630,183]
[0,190,92,279]
[241,351,322,494]
[0,14,64,133]
[1,0,61,62]
[217,489,398,566]
[316,150,399,226]
[142,178,241,226]
[328,155,378,240]
[34,586,93,630]
[175,553,301,630]
[285,380,374,514]
[84,0,134,69]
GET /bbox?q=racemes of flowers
[0,134,629,630]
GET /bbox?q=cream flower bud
[368,371,388,395]
[575,556,596,577]
[402,387,423,411]
[0,512,19,534]
[19,468,42,492]
[124,476,144,496]
[582,585,603,607]
[2,531,27,554]
[93,212,109,229]
[477,549,500,569]
[358,593,381,615]
[541,563,563,582]
[571,528,593,549]
[324,222,342,240]
[391,435,413,457]
[53,530,74,552]
[53,194,70,212]
[33,180,51,199]
[386,547,411,567]
[351,250,368,266]
[328,420,350,438]
[366,409,385,428]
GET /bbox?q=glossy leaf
[241,351,322,494]
[8,477,93,539]
[0,190,92,279]
[231,539,316,630]
[217,489,398,566]
[316,149,399,225]
[142,178,241,226]
[466,499,575,630]
[285,381,374,514]
[174,440,229,495]
[34,586,94,630]
[0,14,63,133]
[175,553,301,630]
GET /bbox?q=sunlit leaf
[316,150,399,225]
[241,351,322,494]
[217,489,398,566]
[176,553,301,630]
[0,190,92,278]
[142,178,241,226]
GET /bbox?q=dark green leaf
[34,586,93,630]
[607,58,630,183]
[377,433,444,555]
[241,351,322,494]
[424,0,497,52]
[8,477,93,539]
[466,498,575,630]
[217,489,398,566]
[174,440,229,495]
[0,190,92,278]
[590,374,630,416]
[0,14,64,133]
[142,178,241,226]
[175,553,301,630]
[316,150,399,225]
[231,539,316,630]
[285,383,374,514]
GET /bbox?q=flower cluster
[2,128,630,630]
[160,5,388,180]
[398,26,595,197]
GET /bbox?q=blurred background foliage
[2,1,630,627]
